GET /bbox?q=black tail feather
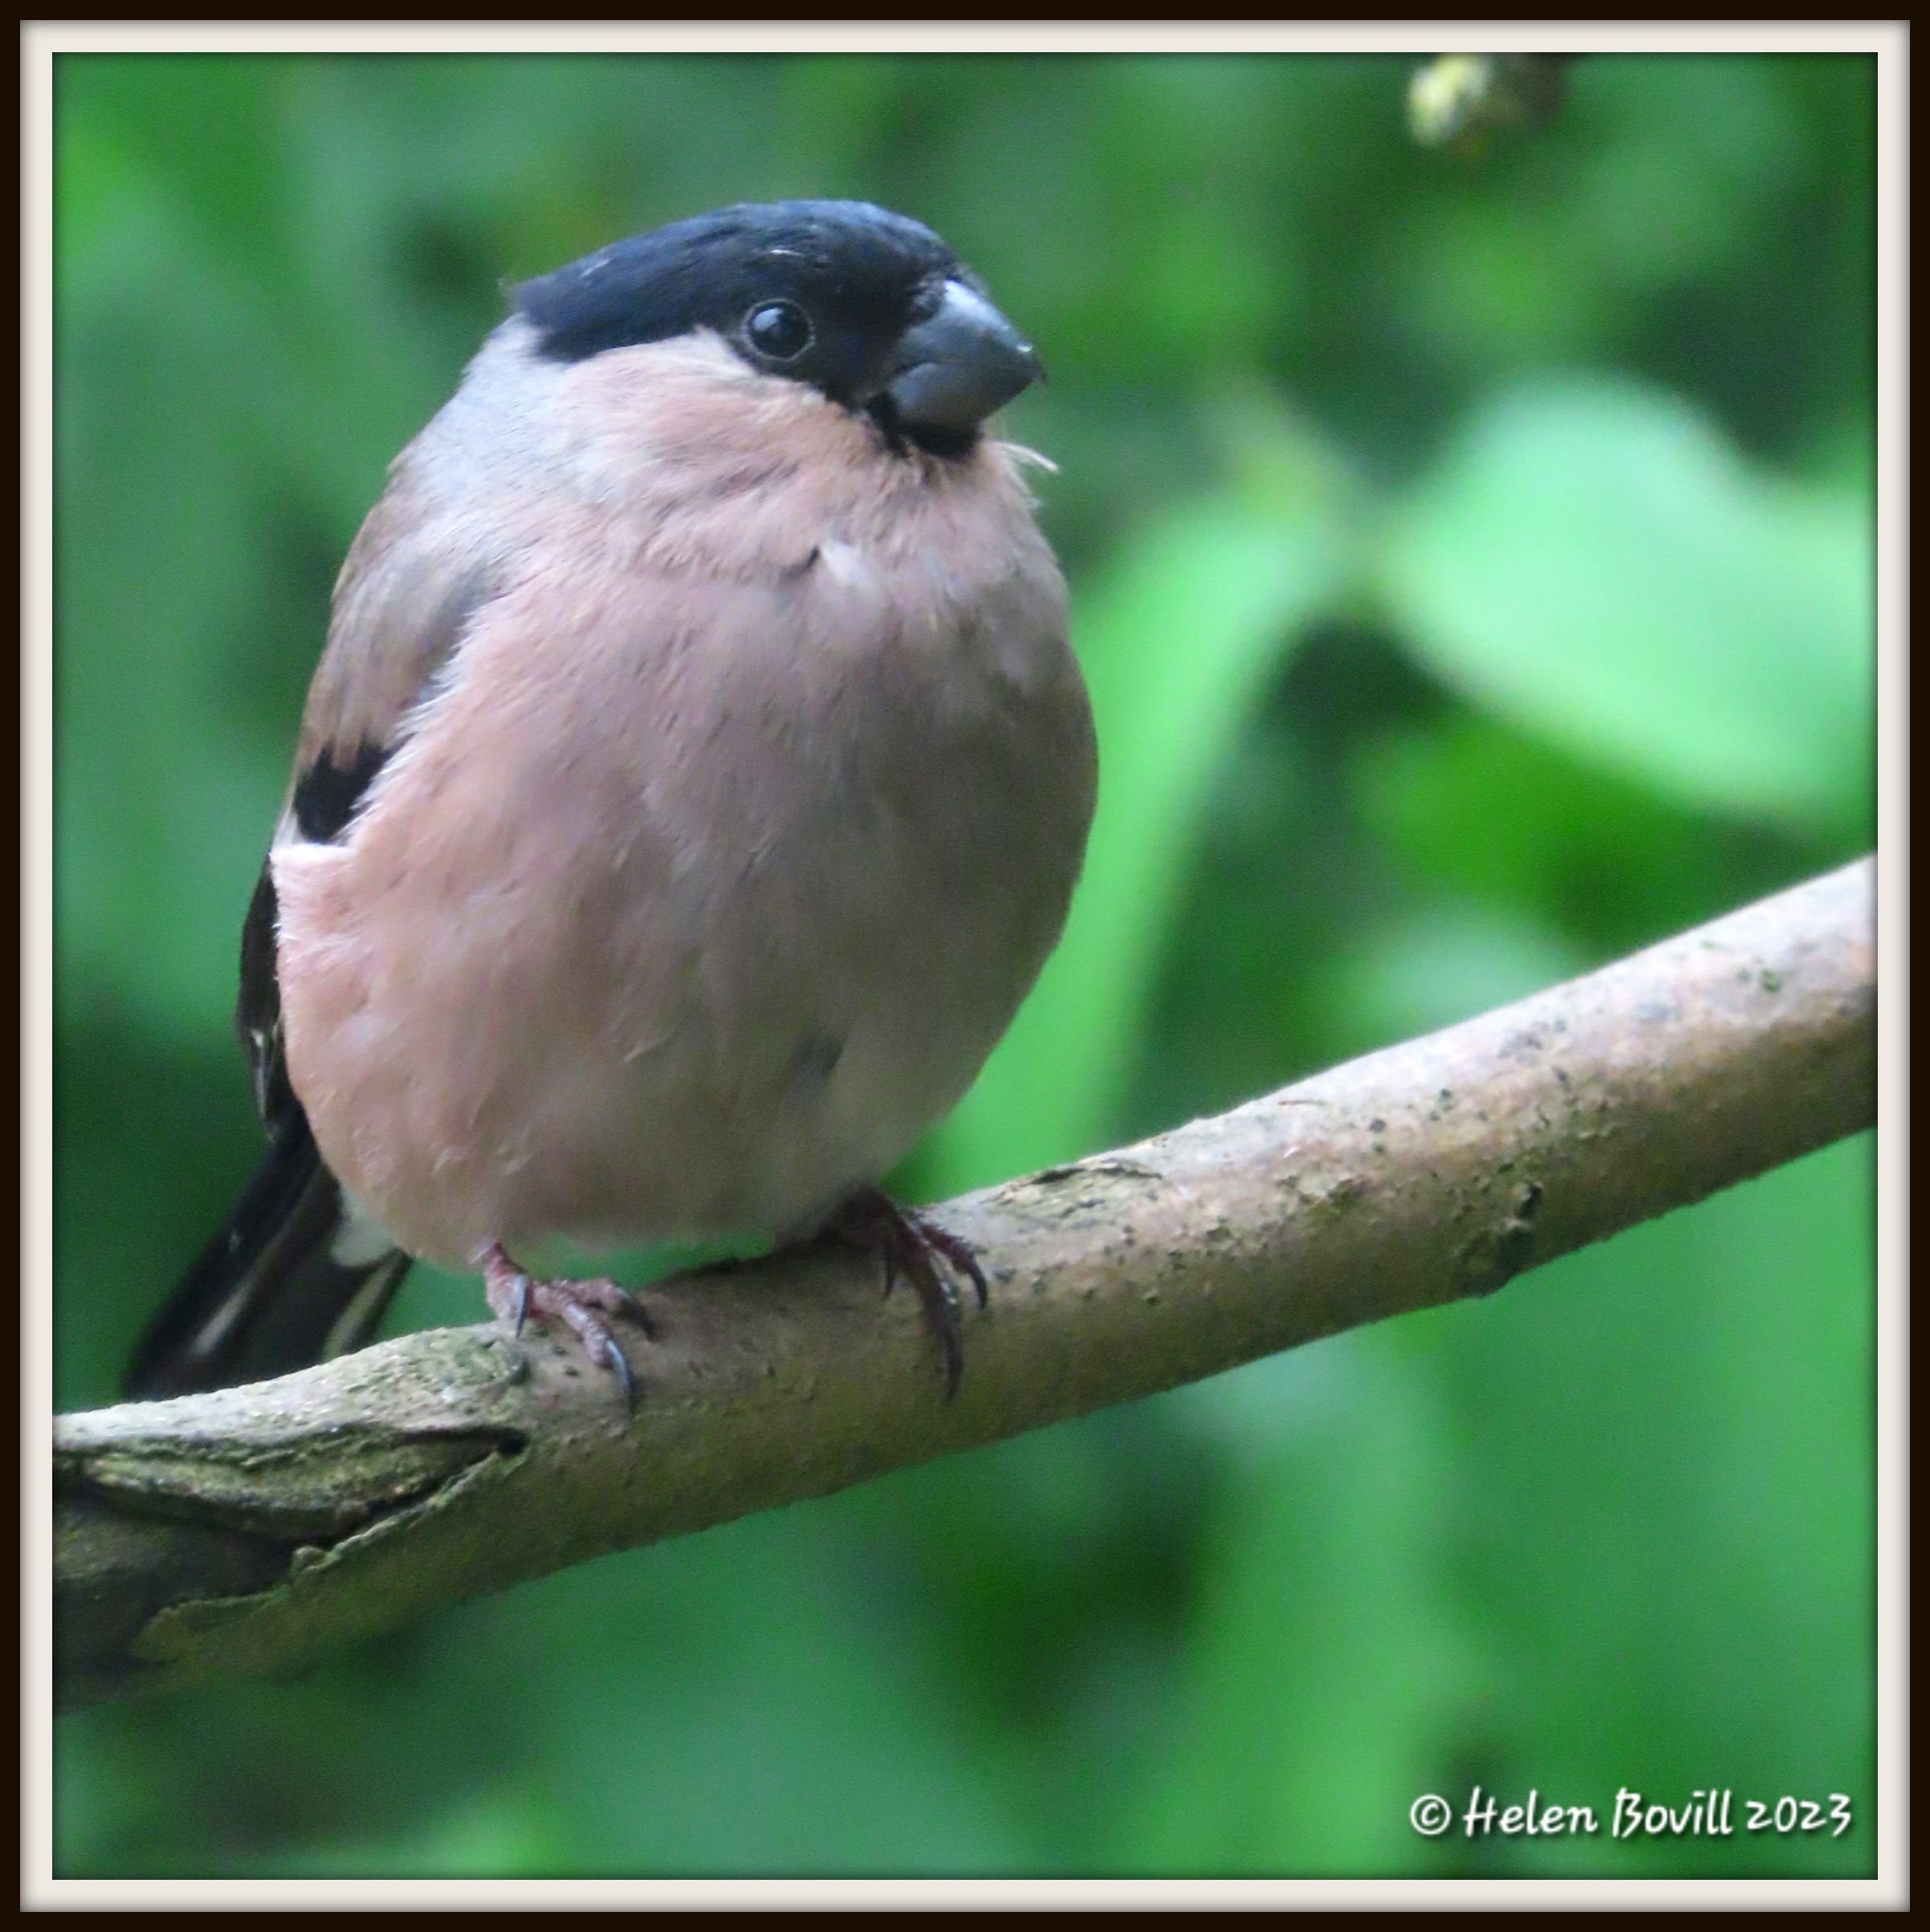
[123,1113,413,1401]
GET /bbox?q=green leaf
[1377,378,1873,837]
[1353,715,1845,962]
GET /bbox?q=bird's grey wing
[246,486,507,1120]
[291,483,507,836]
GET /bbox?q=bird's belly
[538,821,1041,1247]
[275,712,1085,1271]
[279,865,1023,1267]
[566,992,974,1250]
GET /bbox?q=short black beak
[880,280,1044,434]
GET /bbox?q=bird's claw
[916,1216,989,1311]
[603,1334,635,1412]
[826,1189,987,1400]
[480,1243,650,1411]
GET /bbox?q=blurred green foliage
[52,51,1876,1878]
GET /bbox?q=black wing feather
[122,1108,411,1399]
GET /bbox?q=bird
[123,198,1098,1409]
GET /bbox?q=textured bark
[54,857,1876,1712]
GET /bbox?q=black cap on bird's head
[512,199,1043,455]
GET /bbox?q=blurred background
[53,51,1875,1877]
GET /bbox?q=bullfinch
[123,199,1097,1408]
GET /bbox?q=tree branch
[54,858,1875,1713]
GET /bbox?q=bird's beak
[881,280,1044,434]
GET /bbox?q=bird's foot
[825,1187,987,1400]
[480,1243,654,1410]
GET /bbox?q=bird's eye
[745,301,812,360]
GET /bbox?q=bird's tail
[122,1112,413,1401]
